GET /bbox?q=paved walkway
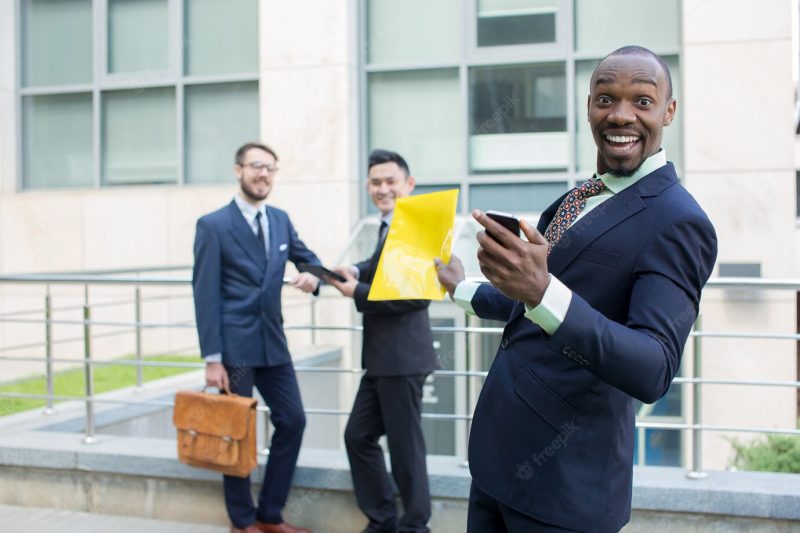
[0,504,228,533]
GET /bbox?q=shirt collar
[234,193,266,222]
[380,211,393,226]
[597,149,667,194]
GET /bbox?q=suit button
[501,338,509,349]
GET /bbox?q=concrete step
[0,504,228,533]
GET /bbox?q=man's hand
[205,362,230,391]
[328,266,359,298]
[434,255,465,299]
[289,272,320,293]
[473,209,550,307]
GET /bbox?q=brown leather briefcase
[173,388,258,478]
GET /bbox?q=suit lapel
[546,191,646,277]
[506,164,678,323]
[537,191,568,234]
[226,201,267,271]
[546,165,678,277]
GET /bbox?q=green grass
[0,354,202,417]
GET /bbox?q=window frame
[359,0,680,218]
[16,0,259,191]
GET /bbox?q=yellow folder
[368,189,459,301]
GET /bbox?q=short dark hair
[594,45,673,99]
[368,149,410,176]
[235,142,278,165]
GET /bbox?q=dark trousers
[468,481,583,533]
[344,375,431,533]
[224,363,306,528]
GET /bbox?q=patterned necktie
[543,177,605,254]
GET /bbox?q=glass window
[469,182,567,213]
[108,0,169,74]
[574,0,679,53]
[369,69,463,179]
[185,0,258,76]
[23,93,93,189]
[477,0,557,47]
[185,82,259,184]
[634,429,681,466]
[22,0,92,87]
[414,185,462,212]
[20,0,259,189]
[367,0,462,64]
[102,88,177,185]
[470,63,567,173]
[423,317,457,455]
[575,56,682,175]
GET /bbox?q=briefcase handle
[202,384,233,396]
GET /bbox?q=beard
[240,180,269,202]
[601,156,644,178]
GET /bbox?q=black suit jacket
[467,163,717,532]
[352,238,440,377]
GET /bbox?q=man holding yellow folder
[329,149,439,533]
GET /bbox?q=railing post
[259,408,271,457]
[687,314,706,479]
[43,288,55,415]
[461,311,471,468]
[82,302,98,444]
[310,296,317,345]
[134,285,143,390]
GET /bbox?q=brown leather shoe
[255,521,312,533]
[230,526,262,533]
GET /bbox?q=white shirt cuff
[204,353,222,363]
[524,274,572,335]
[453,281,480,315]
[351,265,360,279]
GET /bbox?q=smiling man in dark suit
[436,46,717,532]
[328,149,440,533]
[193,142,319,533]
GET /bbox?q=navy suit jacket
[467,163,717,532]
[192,200,321,368]
[352,238,440,377]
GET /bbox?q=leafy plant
[730,432,800,474]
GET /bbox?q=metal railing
[0,270,798,478]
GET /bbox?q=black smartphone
[485,210,521,241]
[297,263,347,283]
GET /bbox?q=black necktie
[375,221,388,255]
[255,211,267,258]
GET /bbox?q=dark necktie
[374,221,388,256]
[543,177,605,254]
[255,211,267,258]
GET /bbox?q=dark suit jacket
[352,237,440,377]
[467,163,717,532]
[192,200,321,368]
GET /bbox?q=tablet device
[297,263,347,283]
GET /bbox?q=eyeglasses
[241,162,279,174]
